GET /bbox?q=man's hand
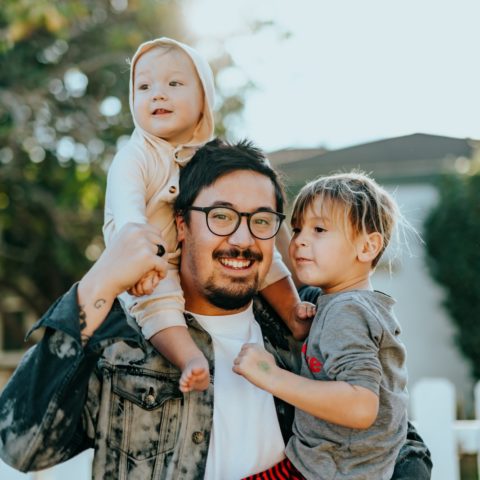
[289,301,316,340]
[233,343,279,393]
[78,223,168,339]
[90,223,167,297]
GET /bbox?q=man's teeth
[219,258,252,269]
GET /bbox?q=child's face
[289,199,365,293]
[133,47,204,145]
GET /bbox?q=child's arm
[233,343,379,429]
[260,276,316,340]
[105,146,152,234]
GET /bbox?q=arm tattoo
[94,298,106,309]
[78,298,106,346]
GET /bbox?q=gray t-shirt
[286,290,408,480]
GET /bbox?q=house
[269,133,478,415]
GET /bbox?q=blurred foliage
[0,0,247,317]
[424,171,480,380]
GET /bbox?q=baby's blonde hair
[291,171,400,267]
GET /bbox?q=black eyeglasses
[185,206,285,240]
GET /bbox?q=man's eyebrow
[209,201,276,211]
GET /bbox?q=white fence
[1,378,479,479]
[412,378,480,480]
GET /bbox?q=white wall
[372,183,473,414]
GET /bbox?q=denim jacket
[0,284,432,479]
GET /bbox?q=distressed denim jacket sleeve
[0,283,143,473]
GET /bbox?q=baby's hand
[233,343,278,392]
[290,301,316,340]
[128,270,163,296]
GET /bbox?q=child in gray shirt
[234,172,409,480]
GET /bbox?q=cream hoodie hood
[128,37,215,163]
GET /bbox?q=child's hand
[128,270,163,296]
[290,301,316,341]
[233,343,278,392]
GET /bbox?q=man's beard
[203,276,260,310]
[204,247,262,310]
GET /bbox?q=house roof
[267,147,327,165]
[270,133,475,187]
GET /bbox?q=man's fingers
[152,256,168,276]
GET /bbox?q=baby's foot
[179,356,210,393]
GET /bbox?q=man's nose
[227,217,255,248]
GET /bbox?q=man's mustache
[213,248,263,262]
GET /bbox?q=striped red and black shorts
[242,457,306,480]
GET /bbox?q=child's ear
[176,214,186,242]
[356,232,383,263]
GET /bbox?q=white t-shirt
[191,303,285,479]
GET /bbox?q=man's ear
[176,214,186,242]
[356,232,383,263]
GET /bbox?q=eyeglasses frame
[184,205,286,240]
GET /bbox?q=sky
[183,0,480,152]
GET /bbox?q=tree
[0,1,246,331]
[424,170,480,380]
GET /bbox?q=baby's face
[133,47,204,145]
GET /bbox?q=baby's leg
[178,357,210,393]
[150,327,210,392]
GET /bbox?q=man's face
[177,170,277,315]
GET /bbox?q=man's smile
[218,257,253,270]
[213,248,262,272]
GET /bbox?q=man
[0,140,431,479]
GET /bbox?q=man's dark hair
[174,138,285,221]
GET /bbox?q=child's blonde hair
[291,171,400,267]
